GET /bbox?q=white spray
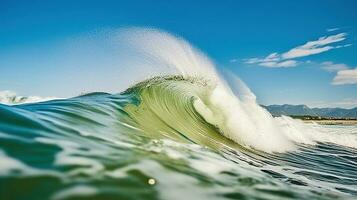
[117,28,357,153]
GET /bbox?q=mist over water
[0,28,357,200]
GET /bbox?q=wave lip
[118,28,357,153]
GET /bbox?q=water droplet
[148,178,156,185]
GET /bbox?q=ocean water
[1,28,357,200]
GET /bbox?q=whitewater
[0,28,357,200]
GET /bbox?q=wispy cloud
[335,44,352,49]
[281,33,347,59]
[244,33,348,68]
[321,61,349,72]
[258,60,298,68]
[327,27,340,32]
[332,67,357,85]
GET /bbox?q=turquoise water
[0,77,357,200]
[1,28,357,200]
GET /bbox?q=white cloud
[281,33,347,59]
[327,27,340,32]
[332,68,357,85]
[245,52,280,64]
[265,52,280,61]
[229,59,238,63]
[259,60,298,68]
[245,33,348,68]
[321,61,349,72]
[282,46,333,59]
[320,62,357,85]
[336,44,352,48]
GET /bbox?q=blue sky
[1,0,357,107]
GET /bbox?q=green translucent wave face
[122,76,241,150]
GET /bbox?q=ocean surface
[1,28,357,200]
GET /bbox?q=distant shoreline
[302,119,357,125]
[283,115,357,125]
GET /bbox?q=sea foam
[118,28,357,153]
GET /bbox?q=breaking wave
[1,28,357,200]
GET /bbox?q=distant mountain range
[263,104,357,119]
